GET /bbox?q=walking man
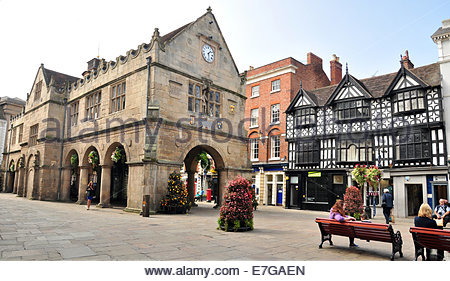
[382,188,393,224]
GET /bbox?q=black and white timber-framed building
[285,56,448,218]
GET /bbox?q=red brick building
[245,53,341,206]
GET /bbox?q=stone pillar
[77,166,89,204]
[13,171,19,194]
[98,165,112,208]
[187,171,196,204]
[61,167,72,202]
[17,168,25,197]
[218,168,230,206]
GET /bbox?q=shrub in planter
[88,150,99,169]
[344,185,364,220]
[159,171,188,214]
[218,176,254,232]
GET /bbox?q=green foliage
[196,152,211,172]
[351,164,367,188]
[159,171,188,212]
[88,150,99,169]
[111,147,125,163]
[70,154,78,167]
[367,165,382,190]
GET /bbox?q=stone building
[2,8,251,212]
[0,96,26,191]
[245,54,336,207]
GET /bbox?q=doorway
[406,184,423,216]
[432,184,448,209]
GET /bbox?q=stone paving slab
[0,193,448,261]
[58,246,96,259]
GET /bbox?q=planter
[160,206,186,214]
[218,220,253,232]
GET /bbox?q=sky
[0,0,449,101]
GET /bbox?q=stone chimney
[82,58,101,76]
[330,54,342,85]
[402,50,414,69]
[249,66,254,70]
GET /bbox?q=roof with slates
[302,63,440,107]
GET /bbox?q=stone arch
[102,142,129,206]
[103,142,130,167]
[81,145,102,167]
[63,149,80,202]
[25,152,39,199]
[79,145,101,203]
[182,144,226,206]
[6,159,15,193]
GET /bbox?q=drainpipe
[146,56,152,116]
[145,56,152,155]
[3,122,13,192]
[57,93,68,201]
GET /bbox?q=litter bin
[206,188,212,202]
[142,195,150,217]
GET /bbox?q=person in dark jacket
[414,203,444,261]
[381,188,393,224]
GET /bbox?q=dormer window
[335,99,370,121]
[392,89,425,115]
[294,108,316,128]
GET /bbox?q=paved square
[0,193,447,261]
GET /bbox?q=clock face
[202,44,214,63]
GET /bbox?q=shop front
[286,170,348,211]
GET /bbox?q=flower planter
[219,223,252,232]
[218,219,253,232]
[161,206,186,214]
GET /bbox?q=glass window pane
[195,85,201,97]
[188,97,193,111]
[405,100,411,111]
[411,98,417,110]
[399,101,404,112]
[215,105,220,117]
[195,99,200,112]
[418,98,424,109]
[188,84,193,95]
[216,92,220,103]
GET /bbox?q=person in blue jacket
[382,188,393,224]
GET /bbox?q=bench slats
[316,218,403,260]
[409,227,450,260]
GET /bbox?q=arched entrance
[7,160,15,193]
[80,146,101,204]
[183,145,225,207]
[104,143,129,206]
[25,153,39,199]
[65,150,79,202]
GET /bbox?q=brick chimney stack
[307,52,322,66]
[402,50,414,69]
[330,54,342,85]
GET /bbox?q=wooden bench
[315,218,403,260]
[409,227,450,261]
